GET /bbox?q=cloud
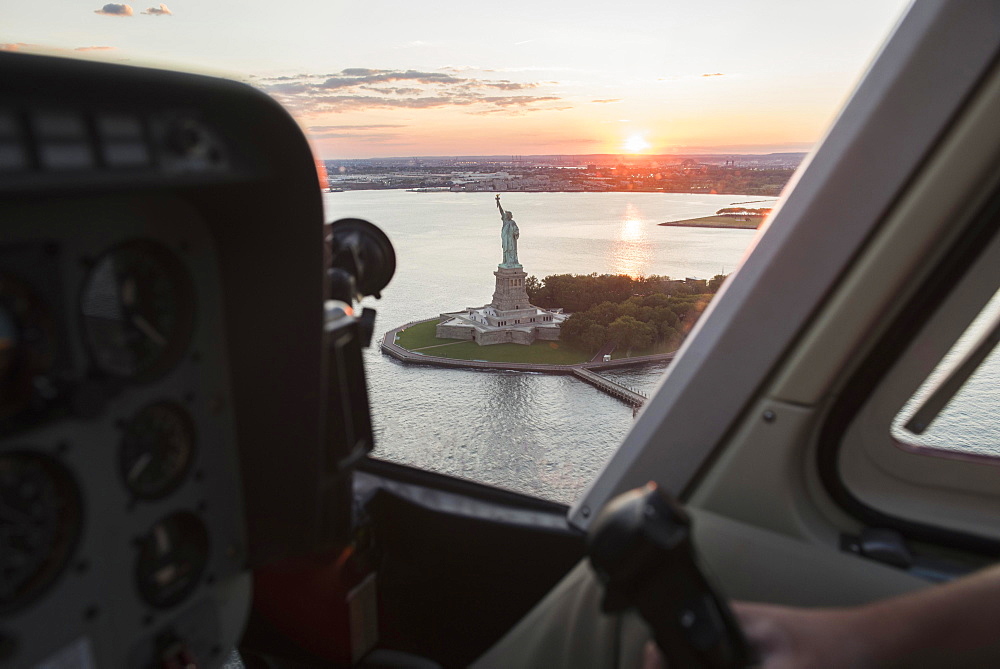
[94,3,133,16]
[264,82,311,95]
[259,68,566,116]
[476,81,538,91]
[591,99,622,104]
[141,3,172,15]
[359,86,423,96]
[308,124,406,131]
[307,125,409,141]
[307,124,407,138]
[701,73,724,77]
[320,70,462,90]
[75,45,117,51]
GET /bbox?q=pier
[571,368,647,407]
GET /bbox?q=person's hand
[732,602,873,669]
[640,602,874,669]
[641,564,1000,668]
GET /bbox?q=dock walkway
[571,367,647,407]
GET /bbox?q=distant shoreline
[326,186,787,197]
[659,215,761,230]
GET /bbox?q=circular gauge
[119,402,196,500]
[80,240,194,381]
[0,275,57,421]
[0,452,82,615]
[135,511,209,608]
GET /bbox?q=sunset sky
[2,0,910,158]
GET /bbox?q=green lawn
[395,319,591,364]
[659,215,760,229]
[395,319,449,349]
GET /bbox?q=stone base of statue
[491,267,530,312]
[436,263,567,346]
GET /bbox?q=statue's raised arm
[496,194,506,218]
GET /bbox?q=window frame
[818,190,1000,554]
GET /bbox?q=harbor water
[323,190,997,504]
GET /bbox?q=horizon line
[320,151,809,161]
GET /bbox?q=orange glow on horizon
[301,103,821,159]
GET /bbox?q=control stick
[587,483,751,669]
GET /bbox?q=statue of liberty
[495,194,521,268]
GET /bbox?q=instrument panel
[1,51,331,669]
[0,196,248,668]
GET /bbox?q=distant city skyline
[3,0,909,158]
[322,152,808,163]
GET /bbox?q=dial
[135,511,209,608]
[0,274,57,421]
[80,240,194,381]
[120,402,196,500]
[0,452,81,614]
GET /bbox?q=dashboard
[0,53,340,668]
[2,195,246,667]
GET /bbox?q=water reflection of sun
[609,203,652,278]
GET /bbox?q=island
[659,205,773,230]
[379,199,729,408]
[383,273,725,367]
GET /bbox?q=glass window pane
[892,288,1000,457]
[9,0,908,503]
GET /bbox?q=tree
[530,273,728,355]
[559,311,593,343]
[646,307,678,338]
[590,301,624,324]
[608,316,654,353]
[659,325,680,346]
[525,275,542,299]
[638,292,672,308]
[581,324,608,353]
[707,274,727,293]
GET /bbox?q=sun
[623,133,651,153]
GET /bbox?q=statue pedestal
[491,267,531,312]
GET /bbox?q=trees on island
[527,272,721,314]
[527,273,726,356]
[715,207,772,219]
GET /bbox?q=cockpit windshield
[3,0,911,503]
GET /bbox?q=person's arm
[642,563,1000,668]
[864,562,1000,667]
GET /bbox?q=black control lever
[587,483,751,669]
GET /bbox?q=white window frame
[838,222,1000,540]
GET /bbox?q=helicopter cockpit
[4,2,1000,668]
